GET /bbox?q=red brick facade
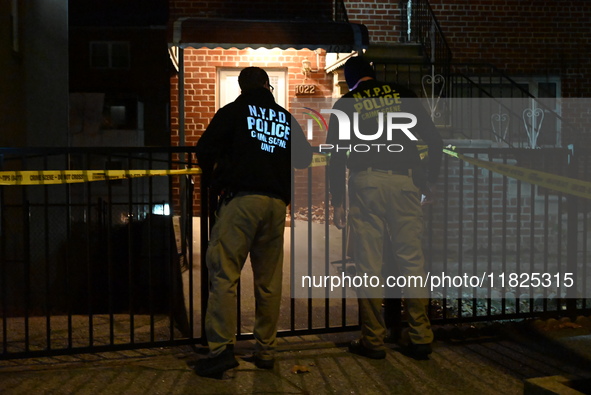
[345,0,591,98]
[170,48,333,145]
[170,47,334,210]
[170,1,591,215]
[344,0,402,44]
[434,0,591,98]
[171,1,591,145]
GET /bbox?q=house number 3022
[295,85,316,95]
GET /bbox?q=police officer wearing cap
[326,56,443,360]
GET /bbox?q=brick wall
[344,0,591,98]
[171,48,333,144]
[428,0,591,98]
[170,1,591,214]
[343,0,591,147]
[344,0,402,44]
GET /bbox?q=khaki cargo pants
[348,169,433,350]
[204,193,286,356]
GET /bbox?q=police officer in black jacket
[194,67,312,377]
[327,56,443,360]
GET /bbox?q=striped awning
[170,18,369,52]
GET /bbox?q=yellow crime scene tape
[308,145,591,200]
[0,168,201,186]
[443,147,591,200]
[5,148,590,200]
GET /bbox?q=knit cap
[344,56,375,89]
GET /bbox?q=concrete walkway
[1,322,590,394]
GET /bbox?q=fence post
[566,151,578,314]
[200,177,210,346]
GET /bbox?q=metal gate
[1,146,590,360]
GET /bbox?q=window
[101,96,142,130]
[90,42,130,69]
[217,68,287,110]
[452,76,561,147]
[69,93,144,146]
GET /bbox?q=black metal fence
[291,147,591,328]
[0,147,199,359]
[1,146,590,360]
[424,148,590,322]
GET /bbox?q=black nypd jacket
[326,79,444,207]
[196,87,312,204]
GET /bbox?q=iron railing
[394,1,576,148]
[334,0,349,23]
[293,147,591,327]
[2,146,591,360]
[0,147,200,359]
[447,62,579,148]
[370,60,573,148]
[400,0,452,64]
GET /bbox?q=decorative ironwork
[491,108,510,144]
[401,0,452,64]
[334,0,349,22]
[523,107,544,148]
[422,67,445,121]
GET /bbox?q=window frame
[89,41,131,70]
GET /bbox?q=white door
[218,68,287,109]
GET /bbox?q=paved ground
[1,320,590,395]
[2,218,591,393]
